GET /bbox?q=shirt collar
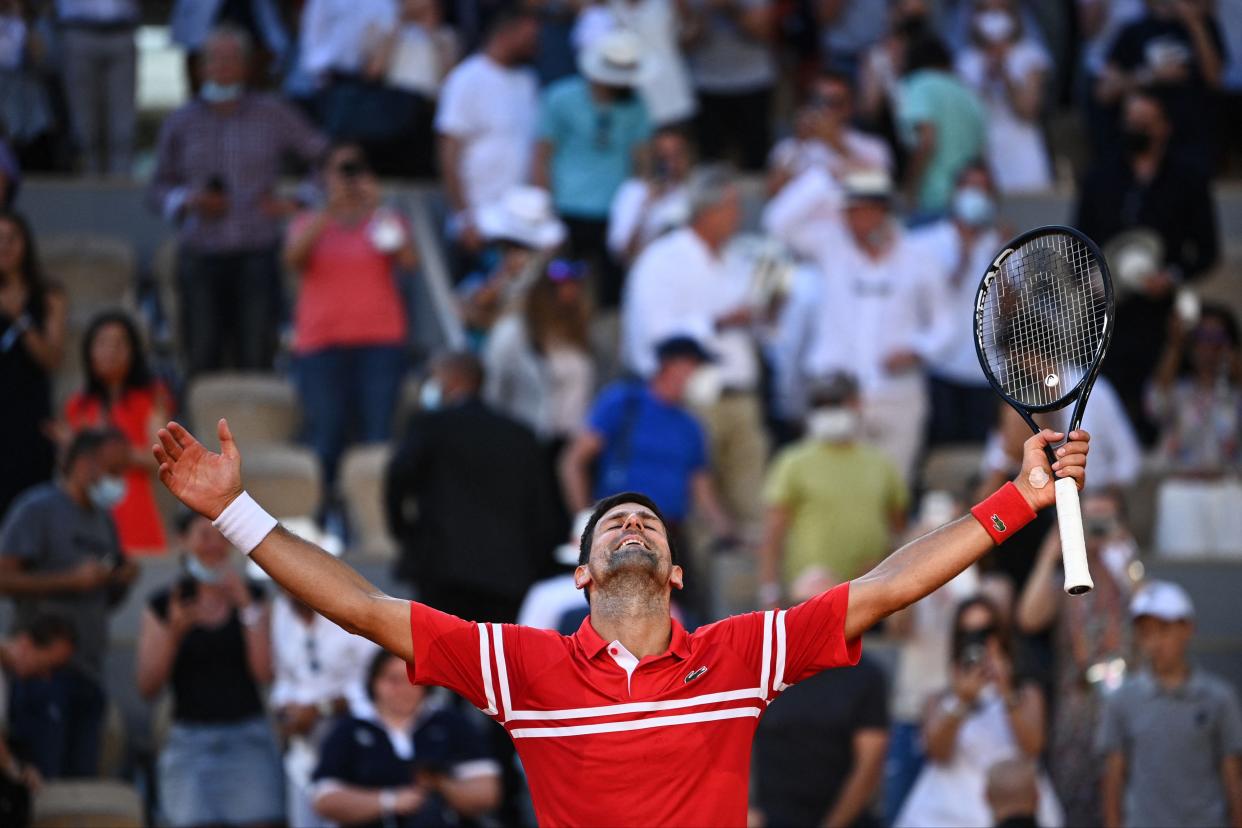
[573,615,692,662]
[1137,667,1205,698]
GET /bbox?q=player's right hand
[1013,429,1089,512]
[154,419,244,520]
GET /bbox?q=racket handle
[1055,477,1094,596]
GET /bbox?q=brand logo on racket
[991,514,1007,533]
[684,666,709,684]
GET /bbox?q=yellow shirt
[763,439,908,586]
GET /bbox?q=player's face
[1134,616,1192,672]
[578,504,683,596]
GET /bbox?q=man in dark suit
[385,351,555,624]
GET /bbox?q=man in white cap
[1097,580,1242,828]
[803,168,951,483]
[533,28,653,307]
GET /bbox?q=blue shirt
[537,76,651,219]
[587,381,707,521]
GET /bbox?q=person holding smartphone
[896,595,1063,827]
[135,510,283,828]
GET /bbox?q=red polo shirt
[407,583,861,827]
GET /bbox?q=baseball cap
[1130,579,1194,622]
[655,335,715,364]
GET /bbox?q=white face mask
[952,186,997,228]
[807,407,858,442]
[975,10,1015,43]
[684,365,723,408]
[369,211,405,253]
[88,474,127,510]
[419,379,442,411]
[200,81,244,103]
[186,553,226,584]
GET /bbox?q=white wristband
[378,788,397,816]
[212,492,278,555]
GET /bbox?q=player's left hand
[1013,429,1089,512]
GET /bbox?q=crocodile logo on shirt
[684,666,709,684]
[991,514,1007,533]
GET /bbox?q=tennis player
[154,419,1089,827]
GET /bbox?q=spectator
[1095,0,1225,167]
[803,169,949,482]
[572,0,698,127]
[437,8,540,253]
[374,0,460,178]
[1077,0,1144,157]
[56,0,137,176]
[1076,89,1218,442]
[1017,491,1139,826]
[1098,580,1242,828]
[170,0,291,84]
[955,0,1053,193]
[856,0,932,142]
[986,758,1040,828]
[896,595,1063,827]
[757,373,907,607]
[148,24,328,377]
[271,583,378,828]
[0,210,63,519]
[895,32,986,217]
[1148,304,1242,556]
[458,185,566,348]
[752,567,889,828]
[483,258,595,445]
[0,428,139,778]
[63,310,169,555]
[298,0,397,83]
[284,144,417,497]
[767,69,893,197]
[386,351,554,624]
[621,166,768,530]
[0,614,74,820]
[135,511,284,828]
[607,125,694,266]
[533,29,653,308]
[560,335,734,618]
[907,162,1001,445]
[0,2,54,173]
[683,0,776,170]
[813,0,890,80]
[312,650,502,828]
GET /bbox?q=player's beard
[588,542,669,614]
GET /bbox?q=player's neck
[588,593,673,659]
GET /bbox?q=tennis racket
[973,225,1114,595]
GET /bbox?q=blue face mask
[952,186,996,228]
[419,379,442,411]
[88,474,127,510]
[201,81,243,103]
[185,553,225,584]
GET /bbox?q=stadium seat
[920,444,985,498]
[40,233,137,324]
[243,444,322,521]
[151,236,180,348]
[32,780,143,828]
[186,373,301,444]
[339,444,398,560]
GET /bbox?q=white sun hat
[476,186,567,250]
[578,29,653,87]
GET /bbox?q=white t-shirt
[573,0,697,124]
[768,130,893,181]
[802,226,951,399]
[606,179,690,258]
[299,0,397,77]
[386,23,456,97]
[956,40,1053,193]
[436,54,539,213]
[905,219,999,387]
[760,166,843,259]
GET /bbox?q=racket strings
[979,234,1108,409]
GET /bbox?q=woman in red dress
[64,310,169,554]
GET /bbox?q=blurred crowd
[1,0,1241,826]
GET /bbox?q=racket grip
[1055,477,1094,595]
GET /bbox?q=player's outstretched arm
[843,429,1089,641]
[154,420,412,661]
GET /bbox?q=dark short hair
[485,7,538,41]
[13,612,77,648]
[365,648,401,701]
[63,427,127,472]
[432,350,485,394]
